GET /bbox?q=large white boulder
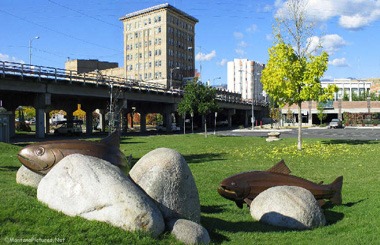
[37,154,165,237]
[129,148,200,223]
[250,186,326,230]
[167,219,210,245]
[16,165,44,188]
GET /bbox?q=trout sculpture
[218,160,343,208]
[17,131,127,174]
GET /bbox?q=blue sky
[1,0,380,86]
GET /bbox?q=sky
[1,0,380,86]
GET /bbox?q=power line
[0,9,122,53]
[47,0,122,30]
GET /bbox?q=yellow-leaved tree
[261,0,337,150]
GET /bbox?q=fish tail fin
[330,176,343,205]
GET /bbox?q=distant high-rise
[120,3,198,88]
[227,59,264,101]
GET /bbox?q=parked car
[54,120,83,135]
[328,119,343,129]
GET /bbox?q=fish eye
[231,182,236,186]
[35,147,45,156]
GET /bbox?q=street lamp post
[29,36,40,65]
[170,66,180,89]
[251,72,261,130]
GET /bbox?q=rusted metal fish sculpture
[218,160,343,208]
[17,131,127,174]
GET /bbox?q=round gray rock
[37,154,165,237]
[16,165,44,188]
[167,219,210,245]
[129,148,200,223]
[250,186,326,230]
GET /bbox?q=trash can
[0,111,11,143]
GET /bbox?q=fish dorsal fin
[267,159,291,175]
[100,130,120,148]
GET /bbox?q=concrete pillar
[120,108,128,133]
[228,109,236,128]
[99,109,106,132]
[85,110,93,135]
[35,108,45,138]
[45,111,50,134]
[164,111,172,132]
[244,110,249,128]
[34,93,51,138]
[338,98,342,120]
[9,112,16,137]
[140,112,146,132]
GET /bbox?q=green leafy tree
[316,102,327,126]
[261,0,337,150]
[178,80,219,137]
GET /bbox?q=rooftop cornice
[119,3,198,23]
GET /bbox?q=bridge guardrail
[1,61,266,106]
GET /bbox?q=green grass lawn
[1,134,380,244]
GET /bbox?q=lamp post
[251,72,261,130]
[96,69,114,134]
[188,46,202,83]
[29,36,40,65]
[170,66,180,89]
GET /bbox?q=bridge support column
[85,110,93,135]
[45,111,50,134]
[228,109,236,128]
[244,110,249,128]
[98,109,106,132]
[34,93,51,139]
[35,109,45,138]
[163,105,175,132]
[140,112,146,132]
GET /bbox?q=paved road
[218,127,380,141]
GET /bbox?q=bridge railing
[0,61,169,93]
[1,61,265,106]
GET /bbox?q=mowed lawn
[1,134,379,244]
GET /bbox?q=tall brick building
[120,3,198,88]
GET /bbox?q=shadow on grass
[183,153,227,164]
[201,205,226,214]
[321,139,380,145]
[0,166,20,172]
[202,215,287,243]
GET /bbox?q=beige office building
[120,3,198,88]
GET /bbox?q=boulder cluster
[17,148,210,244]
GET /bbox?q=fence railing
[1,61,264,105]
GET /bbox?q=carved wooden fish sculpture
[17,131,127,174]
[217,160,343,208]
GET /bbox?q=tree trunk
[204,117,207,138]
[297,102,302,150]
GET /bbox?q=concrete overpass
[0,61,267,138]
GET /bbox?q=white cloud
[275,0,380,30]
[238,41,248,48]
[0,53,24,63]
[246,24,258,33]
[195,50,216,61]
[233,32,244,39]
[329,58,349,67]
[218,59,228,66]
[235,48,246,57]
[308,34,347,55]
